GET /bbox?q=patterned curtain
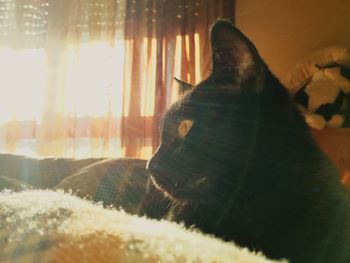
[0,0,235,159]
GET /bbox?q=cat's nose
[146,147,162,174]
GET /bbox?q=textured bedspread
[0,190,287,263]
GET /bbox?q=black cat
[140,20,350,263]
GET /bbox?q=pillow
[286,46,350,94]
[54,158,148,214]
[0,153,104,188]
[0,175,31,191]
[0,190,286,263]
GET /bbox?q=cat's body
[139,21,350,263]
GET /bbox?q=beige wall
[236,0,350,84]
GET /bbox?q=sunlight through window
[0,48,46,124]
[65,41,124,118]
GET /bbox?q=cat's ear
[174,77,194,96]
[210,20,264,86]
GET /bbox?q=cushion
[0,175,31,191]
[286,46,350,94]
[54,158,148,214]
[0,153,104,188]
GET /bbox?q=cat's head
[147,20,302,203]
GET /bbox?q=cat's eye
[177,120,194,138]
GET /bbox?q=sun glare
[0,47,46,124]
[0,41,126,124]
[0,41,128,158]
[65,41,125,118]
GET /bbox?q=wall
[236,0,350,84]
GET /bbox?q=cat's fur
[139,20,350,263]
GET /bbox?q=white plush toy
[293,65,350,130]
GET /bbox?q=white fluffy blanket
[0,190,287,263]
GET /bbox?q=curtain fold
[0,0,235,159]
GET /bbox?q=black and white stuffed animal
[294,64,350,130]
